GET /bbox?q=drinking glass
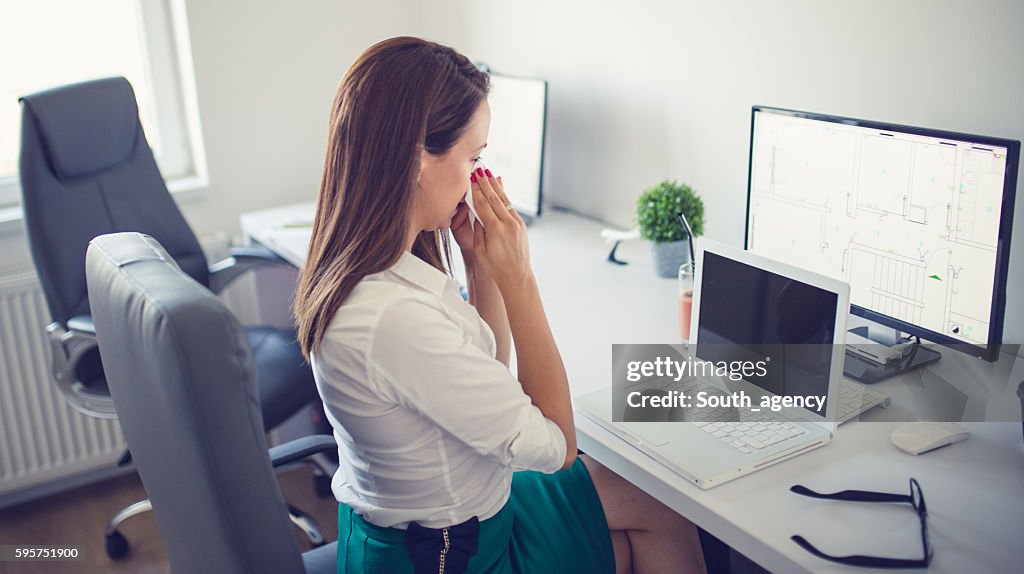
[678,262,694,342]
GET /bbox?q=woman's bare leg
[582,455,707,574]
[610,530,632,573]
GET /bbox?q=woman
[294,36,706,574]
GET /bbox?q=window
[0,0,206,208]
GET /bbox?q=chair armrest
[46,319,117,418]
[207,244,289,294]
[66,314,95,334]
[268,434,337,469]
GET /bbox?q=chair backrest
[86,232,304,574]
[19,76,208,327]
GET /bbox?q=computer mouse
[890,422,970,455]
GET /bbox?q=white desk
[242,203,1024,574]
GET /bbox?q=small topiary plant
[636,180,704,244]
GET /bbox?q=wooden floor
[0,467,338,574]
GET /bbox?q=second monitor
[480,72,547,219]
[745,106,1019,381]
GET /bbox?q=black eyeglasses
[790,478,932,569]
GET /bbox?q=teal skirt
[336,457,615,573]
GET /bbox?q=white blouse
[311,251,567,529]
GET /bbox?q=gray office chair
[86,232,337,574]
[17,76,327,558]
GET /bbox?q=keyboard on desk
[694,421,807,454]
[653,375,890,425]
[647,378,807,454]
[836,379,891,423]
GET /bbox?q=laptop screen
[696,251,838,416]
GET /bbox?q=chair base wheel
[105,531,129,559]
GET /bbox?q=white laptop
[574,239,849,489]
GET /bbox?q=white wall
[0,0,421,270]
[177,0,421,235]
[3,0,1021,343]
[421,0,1024,344]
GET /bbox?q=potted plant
[636,180,704,278]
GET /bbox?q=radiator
[0,268,125,499]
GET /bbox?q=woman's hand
[469,168,532,292]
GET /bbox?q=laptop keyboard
[639,375,889,454]
[693,421,807,454]
[653,375,891,425]
[653,378,808,454]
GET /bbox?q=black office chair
[18,76,326,558]
[87,232,337,574]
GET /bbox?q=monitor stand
[843,325,941,384]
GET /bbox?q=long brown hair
[294,37,489,360]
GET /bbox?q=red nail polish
[470,174,477,183]
[476,167,484,177]
[485,169,492,178]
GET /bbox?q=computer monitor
[745,106,1019,379]
[482,73,547,218]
